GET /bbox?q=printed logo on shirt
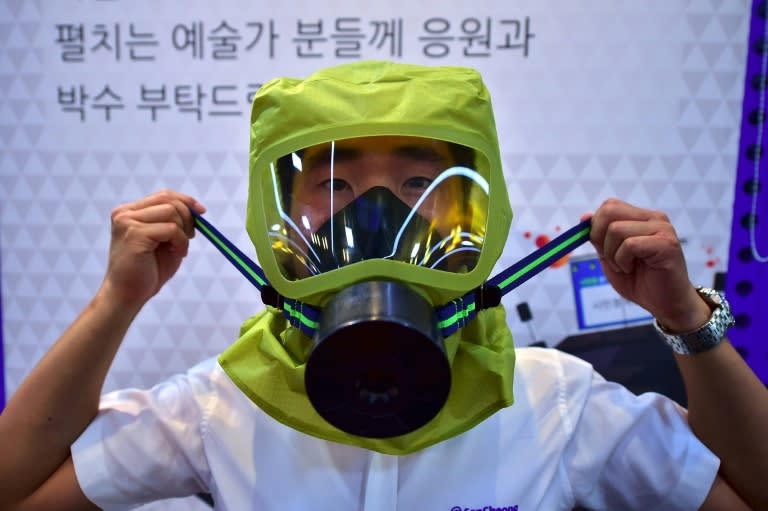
[450,505,518,511]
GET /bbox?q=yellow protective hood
[246,61,512,307]
[219,304,515,455]
[223,61,516,455]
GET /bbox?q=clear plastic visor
[265,135,490,280]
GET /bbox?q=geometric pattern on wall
[0,1,755,509]
[497,1,749,347]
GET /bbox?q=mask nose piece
[351,186,391,233]
[311,187,431,271]
[305,280,451,438]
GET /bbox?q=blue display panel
[569,254,653,331]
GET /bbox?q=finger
[112,201,191,241]
[120,203,186,232]
[139,222,191,257]
[114,190,206,218]
[613,232,680,274]
[162,198,197,238]
[111,205,192,256]
[589,198,667,252]
[148,189,206,214]
[115,192,201,237]
[602,219,676,271]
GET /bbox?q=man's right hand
[100,190,206,310]
[0,189,206,511]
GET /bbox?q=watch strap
[654,286,735,355]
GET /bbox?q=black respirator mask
[303,187,452,438]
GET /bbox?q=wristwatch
[654,286,736,355]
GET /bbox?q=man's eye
[403,176,433,192]
[321,179,352,192]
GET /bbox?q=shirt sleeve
[557,351,720,511]
[71,359,216,510]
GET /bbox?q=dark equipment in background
[516,301,546,347]
[514,293,687,406]
[713,271,726,292]
[556,323,687,407]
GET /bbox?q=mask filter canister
[305,280,451,438]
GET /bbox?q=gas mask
[264,133,492,439]
[204,62,588,454]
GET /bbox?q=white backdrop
[0,1,749,509]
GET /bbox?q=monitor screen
[569,254,653,330]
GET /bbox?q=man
[1,61,766,510]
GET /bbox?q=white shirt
[71,347,719,511]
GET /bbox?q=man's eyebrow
[393,145,446,162]
[306,146,362,169]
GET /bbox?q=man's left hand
[586,198,711,333]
